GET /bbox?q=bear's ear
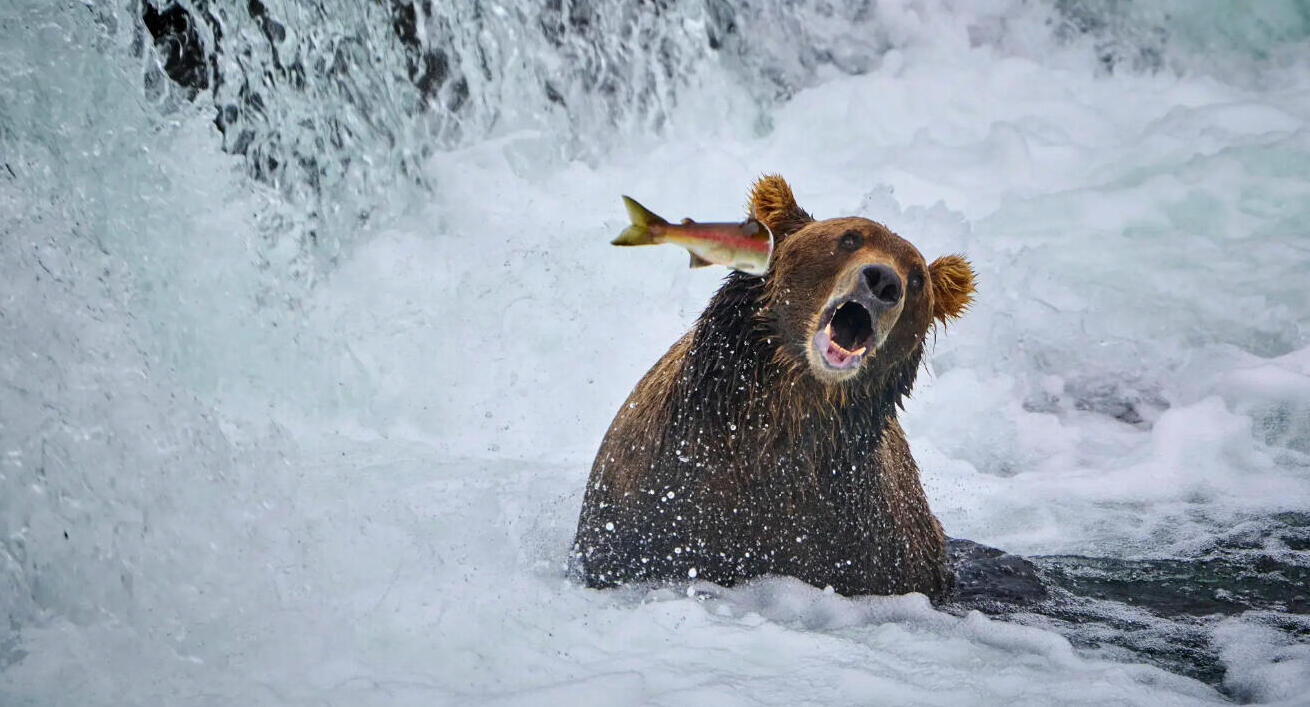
[928,254,976,324]
[749,174,813,241]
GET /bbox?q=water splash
[5,0,1310,703]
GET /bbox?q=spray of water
[3,0,1310,703]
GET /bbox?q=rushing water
[3,1,1310,704]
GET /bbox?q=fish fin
[622,195,667,227]
[612,195,667,246]
[612,225,652,246]
[689,252,714,268]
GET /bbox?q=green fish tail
[612,196,666,246]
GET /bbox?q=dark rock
[142,1,210,93]
[946,537,1049,607]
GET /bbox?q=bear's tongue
[823,324,867,368]
[826,340,854,366]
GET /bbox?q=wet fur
[572,176,973,598]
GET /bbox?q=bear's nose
[861,264,903,307]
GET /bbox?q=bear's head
[752,175,976,386]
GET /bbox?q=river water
[3,1,1309,704]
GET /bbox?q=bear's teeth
[823,321,866,358]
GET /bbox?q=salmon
[612,196,773,275]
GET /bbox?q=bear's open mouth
[813,300,874,370]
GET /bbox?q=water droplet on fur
[688,567,698,578]
[604,522,615,531]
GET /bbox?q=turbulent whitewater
[2,1,1309,704]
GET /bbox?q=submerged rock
[946,538,1049,608]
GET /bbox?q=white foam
[1215,614,1310,704]
[4,0,1310,704]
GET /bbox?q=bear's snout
[860,264,902,309]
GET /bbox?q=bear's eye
[907,270,924,292]
[838,231,864,252]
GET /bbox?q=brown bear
[572,175,976,599]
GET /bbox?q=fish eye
[838,230,863,251]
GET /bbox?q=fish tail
[612,196,667,246]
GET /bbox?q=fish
[611,195,774,275]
